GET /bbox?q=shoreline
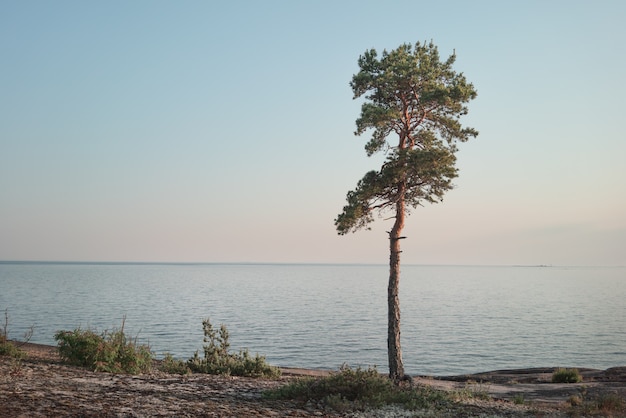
[3,341,625,416]
[16,341,626,381]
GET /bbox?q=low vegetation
[52,316,279,377]
[54,318,152,374]
[552,367,583,383]
[451,381,491,402]
[0,337,24,358]
[187,318,280,378]
[0,309,29,359]
[593,393,626,415]
[568,386,626,416]
[159,352,191,375]
[264,365,449,413]
[512,393,525,405]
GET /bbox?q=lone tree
[335,42,477,381]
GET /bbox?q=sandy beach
[2,342,625,417]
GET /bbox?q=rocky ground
[1,342,625,417]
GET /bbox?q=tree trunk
[387,195,405,382]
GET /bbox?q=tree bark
[387,193,405,382]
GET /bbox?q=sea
[1,262,624,376]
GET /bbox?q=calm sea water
[1,262,624,375]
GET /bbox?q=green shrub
[187,318,280,378]
[54,319,152,374]
[54,328,101,367]
[0,337,25,359]
[264,365,449,412]
[0,309,27,359]
[160,352,191,375]
[552,368,582,383]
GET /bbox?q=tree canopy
[335,42,477,235]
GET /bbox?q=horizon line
[0,260,623,268]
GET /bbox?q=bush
[187,318,280,378]
[54,318,152,374]
[552,368,582,383]
[160,352,191,375]
[0,336,24,359]
[264,365,449,412]
[0,309,28,359]
[54,328,101,367]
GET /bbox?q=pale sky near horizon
[1,1,625,266]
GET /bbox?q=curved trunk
[388,192,405,382]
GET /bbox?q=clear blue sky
[2,1,625,265]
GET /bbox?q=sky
[1,1,625,266]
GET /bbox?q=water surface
[1,262,624,375]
